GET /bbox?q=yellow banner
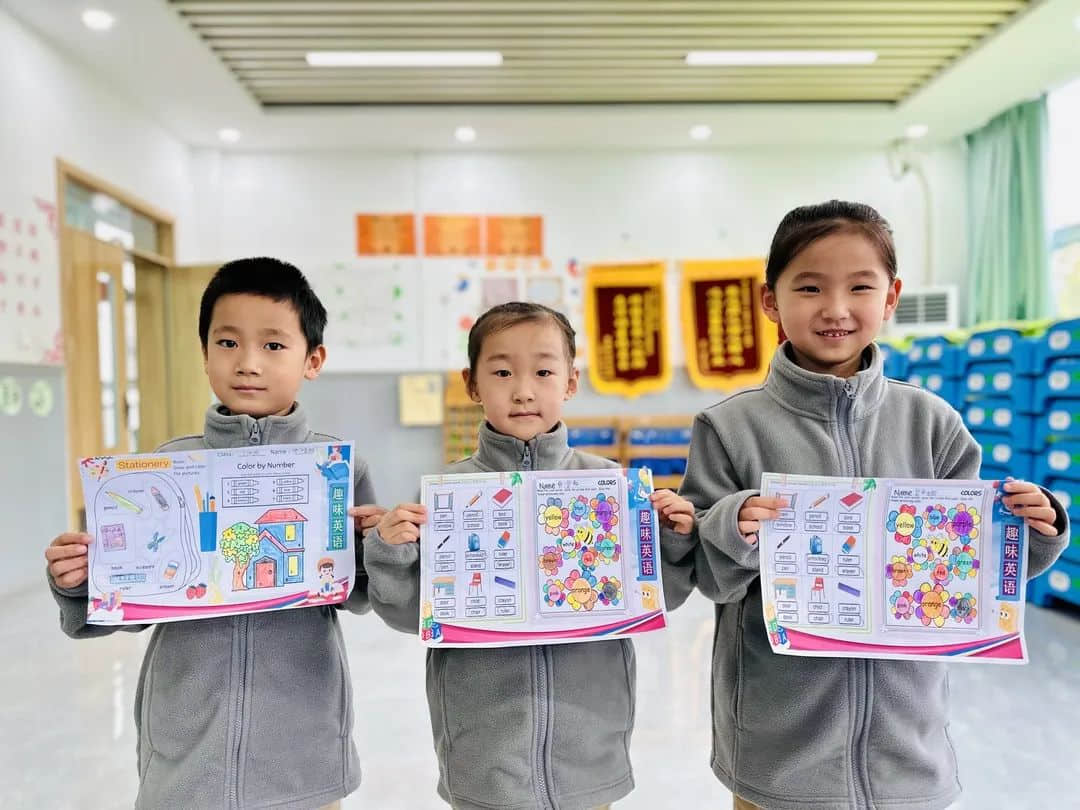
[584,262,671,397]
[680,259,777,390]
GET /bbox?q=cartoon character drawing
[597,576,623,607]
[313,557,344,598]
[573,524,594,547]
[886,555,914,587]
[949,593,977,624]
[537,498,570,536]
[928,535,951,560]
[889,589,915,620]
[914,582,950,627]
[997,602,1018,633]
[538,546,563,577]
[589,493,620,533]
[946,503,980,542]
[639,583,659,611]
[886,504,923,545]
[543,578,567,608]
[949,544,980,580]
[565,570,599,611]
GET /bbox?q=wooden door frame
[56,159,176,528]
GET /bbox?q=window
[1048,77,1080,315]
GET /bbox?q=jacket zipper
[836,380,872,808]
[232,418,261,806]
[522,440,556,809]
[231,614,249,808]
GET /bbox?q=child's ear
[564,366,580,400]
[304,345,327,380]
[462,368,481,403]
[882,278,903,321]
[202,346,209,375]
[760,284,782,326]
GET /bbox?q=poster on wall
[0,198,62,365]
[355,214,416,256]
[420,258,485,369]
[680,259,777,390]
[307,259,423,372]
[424,215,482,257]
[584,261,670,397]
[484,215,543,257]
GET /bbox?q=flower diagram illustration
[914,582,950,627]
[949,592,978,624]
[886,504,923,545]
[889,589,916,621]
[885,501,981,614]
[538,489,628,613]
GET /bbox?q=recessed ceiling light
[686,50,877,66]
[218,128,241,144]
[306,51,503,68]
[81,9,115,31]
[905,123,930,139]
[455,126,477,143]
[689,124,713,141]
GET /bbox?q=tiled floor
[5,584,1077,808]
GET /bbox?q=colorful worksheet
[418,468,666,647]
[79,442,355,625]
[758,474,1029,663]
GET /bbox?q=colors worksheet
[418,468,666,647]
[79,442,355,625]
[758,474,1029,663]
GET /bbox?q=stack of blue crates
[958,327,1038,484]
[877,341,909,382]
[566,424,619,463]
[1025,319,1080,607]
[625,425,692,478]
[904,336,963,409]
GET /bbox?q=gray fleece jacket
[364,422,635,810]
[662,343,1069,810]
[48,403,375,810]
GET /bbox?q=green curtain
[966,96,1050,323]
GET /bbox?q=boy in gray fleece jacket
[364,302,694,810]
[44,258,385,810]
[662,201,1070,810]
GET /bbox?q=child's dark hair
[467,302,576,377]
[765,200,897,288]
[198,257,327,351]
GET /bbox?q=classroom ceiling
[168,0,1037,106]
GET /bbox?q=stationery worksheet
[418,467,667,647]
[758,474,1028,663]
[79,442,355,624]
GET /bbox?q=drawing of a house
[246,508,308,589]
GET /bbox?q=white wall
[0,8,197,266]
[0,8,198,592]
[1048,76,1080,232]
[197,143,970,326]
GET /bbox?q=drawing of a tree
[220,522,260,591]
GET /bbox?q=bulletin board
[0,196,62,365]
